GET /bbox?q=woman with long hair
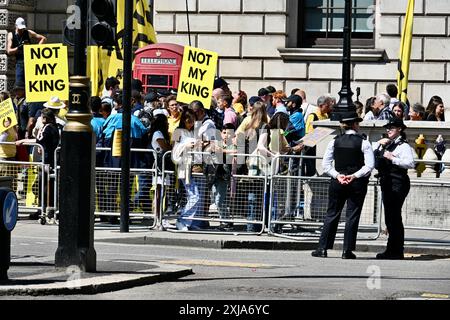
[171,108,209,231]
[426,96,445,121]
[235,101,271,232]
[232,90,248,116]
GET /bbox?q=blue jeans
[178,177,209,229]
[211,180,229,220]
[246,192,259,232]
[16,60,25,84]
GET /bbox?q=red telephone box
[133,43,184,93]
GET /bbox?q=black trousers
[380,175,410,254]
[319,177,369,251]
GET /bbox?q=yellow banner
[0,98,18,133]
[177,46,218,109]
[24,44,69,102]
[397,0,414,103]
[112,129,122,157]
[87,46,125,97]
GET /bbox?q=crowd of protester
[0,71,447,229]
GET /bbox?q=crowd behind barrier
[1,67,450,240]
[2,140,449,238]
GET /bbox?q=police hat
[383,117,407,130]
[339,111,363,123]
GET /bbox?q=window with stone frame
[294,0,376,48]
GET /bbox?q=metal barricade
[95,147,159,227]
[268,154,382,241]
[160,151,269,234]
[403,176,450,232]
[377,159,450,240]
[0,142,47,222]
[54,147,159,227]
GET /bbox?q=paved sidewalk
[0,258,192,296]
[94,226,450,256]
[2,220,448,296]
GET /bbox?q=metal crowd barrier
[402,178,450,232]
[53,147,159,227]
[46,144,450,242]
[160,151,269,234]
[0,142,46,222]
[268,154,382,241]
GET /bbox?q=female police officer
[311,111,374,259]
[374,118,415,259]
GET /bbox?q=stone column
[420,147,438,179]
[439,148,450,179]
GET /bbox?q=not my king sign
[24,43,69,102]
[177,46,218,109]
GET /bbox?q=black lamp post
[55,0,97,272]
[120,0,133,232]
[330,0,355,121]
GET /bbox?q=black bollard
[0,185,19,281]
[54,76,96,272]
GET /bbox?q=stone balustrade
[314,120,450,180]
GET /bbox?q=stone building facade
[1,0,449,107]
[154,0,450,106]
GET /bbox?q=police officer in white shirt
[374,118,415,260]
[311,111,375,259]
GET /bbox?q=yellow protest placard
[24,43,69,102]
[177,46,218,109]
[0,98,18,133]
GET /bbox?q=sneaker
[175,220,188,231]
[218,222,234,231]
[162,219,174,229]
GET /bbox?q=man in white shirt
[311,111,374,260]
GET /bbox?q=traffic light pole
[120,0,133,232]
[55,0,97,271]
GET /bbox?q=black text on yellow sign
[24,44,69,103]
[177,46,218,109]
[0,98,18,134]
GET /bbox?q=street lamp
[330,0,355,121]
[55,0,96,272]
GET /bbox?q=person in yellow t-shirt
[302,95,333,177]
[165,95,181,142]
[305,95,333,134]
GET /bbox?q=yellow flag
[397,0,414,103]
[87,46,125,97]
[87,46,101,96]
[87,0,157,96]
[117,0,157,50]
